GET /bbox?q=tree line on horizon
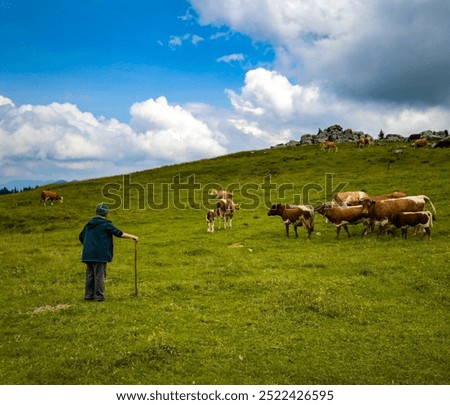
[0,185,38,196]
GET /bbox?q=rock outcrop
[271,125,449,148]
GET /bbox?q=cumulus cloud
[0,95,15,107]
[226,68,450,145]
[227,68,320,118]
[191,0,450,106]
[130,96,226,161]
[0,96,227,182]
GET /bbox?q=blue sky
[1,0,272,119]
[1,0,449,184]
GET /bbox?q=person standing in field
[79,202,139,301]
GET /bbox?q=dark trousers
[84,262,107,301]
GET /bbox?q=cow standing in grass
[333,191,369,206]
[315,202,371,238]
[40,190,63,206]
[413,138,428,148]
[368,195,436,233]
[216,199,238,229]
[206,210,215,233]
[391,211,433,240]
[267,203,315,239]
[321,140,338,152]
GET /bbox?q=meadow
[0,141,449,385]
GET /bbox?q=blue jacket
[79,216,123,263]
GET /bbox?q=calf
[315,202,370,238]
[216,199,238,229]
[267,203,315,239]
[206,210,215,233]
[391,211,433,240]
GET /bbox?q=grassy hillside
[1,142,449,384]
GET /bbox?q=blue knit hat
[96,202,109,217]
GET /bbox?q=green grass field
[1,142,449,384]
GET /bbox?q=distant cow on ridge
[321,140,338,152]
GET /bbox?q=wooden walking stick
[134,240,138,297]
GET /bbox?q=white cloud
[169,33,204,48]
[225,68,450,145]
[216,53,245,64]
[191,0,450,106]
[191,34,204,45]
[0,95,15,107]
[130,96,226,161]
[227,68,320,119]
[168,34,186,48]
[0,96,227,182]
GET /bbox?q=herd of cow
[207,189,436,240]
[40,188,435,240]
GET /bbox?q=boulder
[384,134,406,142]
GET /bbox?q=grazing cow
[391,211,433,240]
[356,136,373,148]
[356,138,365,148]
[364,135,374,145]
[206,210,215,233]
[209,188,233,199]
[267,203,315,239]
[368,195,436,233]
[216,199,239,229]
[413,138,428,148]
[40,190,63,206]
[321,140,338,152]
[333,191,369,206]
[315,202,371,238]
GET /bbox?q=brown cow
[368,195,436,233]
[206,210,215,233]
[267,203,315,239]
[333,191,369,206]
[216,199,239,229]
[356,138,365,148]
[321,140,338,152]
[40,190,63,206]
[356,135,373,148]
[391,211,433,240]
[315,202,371,238]
[413,138,428,148]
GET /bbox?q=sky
[1,0,449,185]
